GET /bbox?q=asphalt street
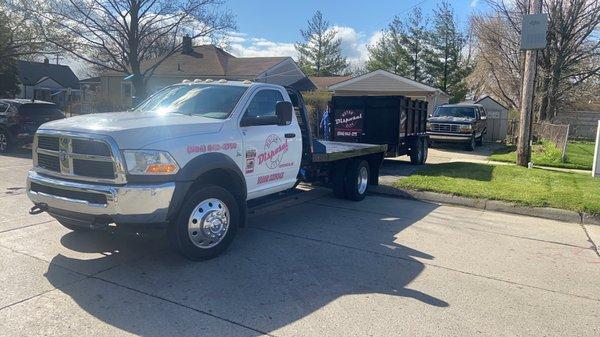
[0,150,599,337]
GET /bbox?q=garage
[328,69,450,116]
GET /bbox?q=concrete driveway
[1,151,599,336]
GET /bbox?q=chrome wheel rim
[0,133,7,151]
[357,166,368,195]
[187,198,230,249]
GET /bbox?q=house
[99,39,312,108]
[309,76,352,91]
[328,69,450,115]
[16,59,80,108]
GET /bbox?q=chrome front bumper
[428,132,471,141]
[27,170,175,224]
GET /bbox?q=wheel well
[189,169,247,227]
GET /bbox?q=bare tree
[470,0,600,119]
[18,0,235,99]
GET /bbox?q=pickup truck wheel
[465,134,476,151]
[170,185,239,261]
[476,135,484,146]
[344,159,369,201]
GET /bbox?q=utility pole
[516,0,544,167]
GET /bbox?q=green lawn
[395,162,600,214]
[489,141,595,170]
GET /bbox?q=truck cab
[26,80,386,260]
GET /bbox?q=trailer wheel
[169,185,239,261]
[332,161,347,199]
[344,159,370,201]
[410,137,427,165]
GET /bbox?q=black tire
[332,161,347,199]
[410,137,427,165]
[476,135,484,146]
[344,159,369,201]
[169,185,239,261]
[0,128,12,153]
[465,134,476,151]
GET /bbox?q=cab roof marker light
[194,79,203,83]
[182,79,191,83]
[242,80,252,84]
[205,79,214,83]
[218,79,227,83]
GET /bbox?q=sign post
[593,121,600,178]
[516,0,548,167]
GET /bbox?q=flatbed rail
[311,140,387,162]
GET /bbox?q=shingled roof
[17,60,79,89]
[103,45,290,79]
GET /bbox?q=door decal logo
[258,134,288,169]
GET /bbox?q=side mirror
[276,101,293,126]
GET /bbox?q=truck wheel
[410,138,427,165]
[169,185,239,261]
[476,135,484,146]
[344,159,369,201]
[332,161,347,199]
[0,129,12,153]
[465,134,476,151]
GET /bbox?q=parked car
[26,81,387,260]
[426,103,487,151]
[0,99,65,153]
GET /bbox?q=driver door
[240,88,301,200]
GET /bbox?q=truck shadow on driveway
[45,194,447,336]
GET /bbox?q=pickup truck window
[433,106,476,119]
[245,90,284,118]
[136,84,248,119]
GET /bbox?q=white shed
[475,96,509,142]
[328,69,450,116]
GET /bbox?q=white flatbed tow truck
[27,80,386,260]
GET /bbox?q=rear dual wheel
[410,137,428,165]
[332,159,370,201]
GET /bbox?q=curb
[372,185,598,225]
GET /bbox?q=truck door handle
[285,133,296,139]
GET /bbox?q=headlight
[123,150,179,175]
[460,124,472,132]
[426,122,432,131]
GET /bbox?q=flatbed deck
[311,140,387,163]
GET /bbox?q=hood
[428,116,475,124]
[39,111,224,149]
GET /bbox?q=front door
[240,88,302,199]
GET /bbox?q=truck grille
[34,133,124,184]
[431,123,461,133]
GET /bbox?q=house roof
[475,95,509,110]
[309,76,352,90]
[17,60,79,89]
[102,45,291,79]
[289,77,317,92]
[329,69,449,97]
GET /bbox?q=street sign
[520,13,548,50]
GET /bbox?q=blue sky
[225,0,490,67]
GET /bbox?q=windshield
[136,84,248,119]
[433,106,476,119]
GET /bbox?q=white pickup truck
[26,80,386,260]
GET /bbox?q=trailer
[329,95,429,164]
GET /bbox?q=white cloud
[226,27,383,70]
[470,0,480,7]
